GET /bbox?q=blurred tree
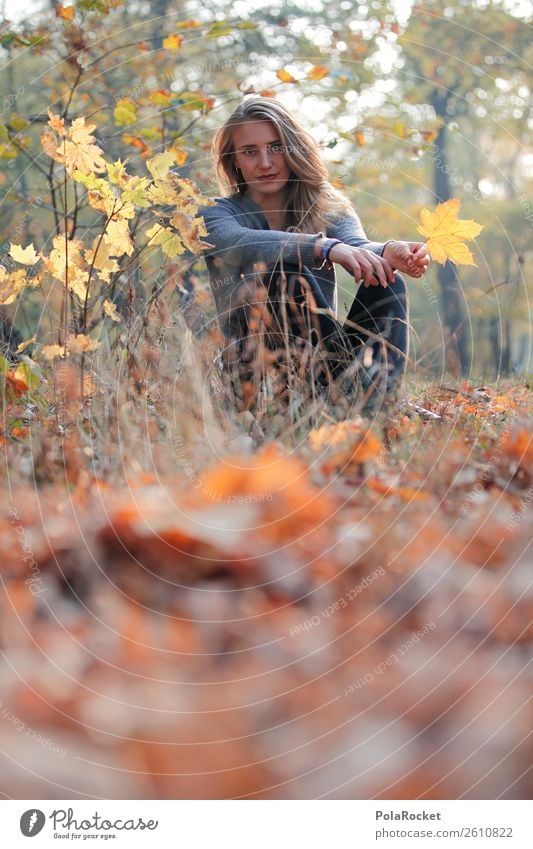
[397,0,532,374]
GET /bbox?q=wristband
[315,238,343,271]
[381,240,395,258]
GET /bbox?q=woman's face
[231,119,291,206]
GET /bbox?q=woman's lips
[258,174,278,180]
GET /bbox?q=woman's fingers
[369,252,394,286]
[358,249,392,287]
[331,245,397,287]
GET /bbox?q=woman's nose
[259,148,272,168]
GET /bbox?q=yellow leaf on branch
[277,68,298,84]
[45,235,86,283]
[84,238,121,283]
[9,243,40,266]
[146,151,176,181]
[169,145,188,166]
[0,267,27,305]
[64,136,106,176]
[103,299,121,322]
[307,65,329,81]
[16,335,36,354]
[146,223,184,258]
[168,212,212,253]
[162,33,183,50]
[47,111,66,136]
[103,218,133,256]
[417,198,484,265]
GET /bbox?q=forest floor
[1,357,532,799]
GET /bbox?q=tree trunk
[431,119,472,375]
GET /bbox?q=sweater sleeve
[198,198,323,271]
[326,211,386,256]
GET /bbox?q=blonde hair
[211,95,355,234]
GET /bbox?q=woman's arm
[198,198,325,271]
[326,211,386,254]
[324,213,429,285]
[319,213,393,287]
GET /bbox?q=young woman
[198,96,429,409]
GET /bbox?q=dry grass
[1,307,532,799]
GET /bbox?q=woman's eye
[269,144,284,153]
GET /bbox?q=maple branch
[60,136,69,350]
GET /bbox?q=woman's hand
[382,241,430,278]
[327,243,395,288]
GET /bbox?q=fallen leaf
[5,370,29,396]
[308,419,363,451]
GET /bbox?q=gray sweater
[198,190,386,339]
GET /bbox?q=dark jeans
[228,261,409,399]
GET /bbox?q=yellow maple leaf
[72,169,113,197]
[54,117,106,176]
[146,151,176,181]
[162,33,183,50]
[146,181,181,206]
[41,128,59,159]
[68,267,90,301]
[106,196,135,220]
[120,177,151,208]
[103,299,122,322]
[106,159,129,186]
[146,223,184,258]
[64,137,106,176]
[0,267,27,305]
[84,237,121,283]
[47,110,66,136]
[276,68,298,84]
[45,236,86,283]
[169,212,212,253]
[417,198,484,265]
[104,218,133,256]
[69,117,98,146]
[9,243,40,266]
